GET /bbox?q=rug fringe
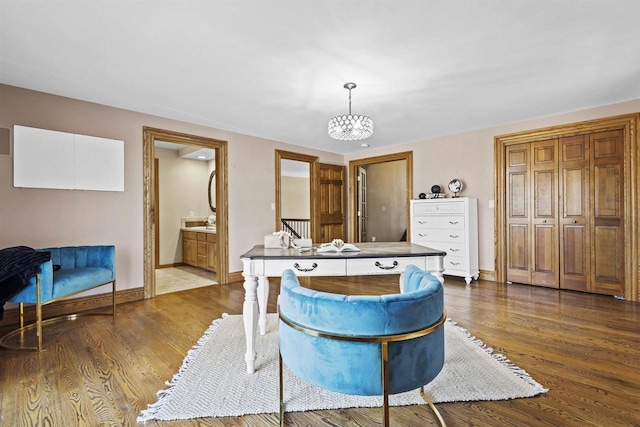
[446,319,548,395]
[137,313,229,424]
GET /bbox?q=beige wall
[281,176,310,219]
[1,84,637,287]
[0,84,343,292]
[366,161,407,242]
[345,99,640,273]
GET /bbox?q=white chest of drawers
[410,197,479,284]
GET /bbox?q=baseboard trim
[479,270,496,282]
[228,271,244,283]
[157,262,185,269]
[0,287,144,328]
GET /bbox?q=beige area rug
[138,314,547,423]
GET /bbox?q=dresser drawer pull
[418,220,428,225]
[449,221,459,225]
[374,261,399,270]
[418,233,428,238]
[293,262,318,272]
[449,248,460,252]
[449,235,460,239]
[449,262,461,266]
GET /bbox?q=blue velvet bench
[0,245,116,351]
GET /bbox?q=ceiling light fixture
[328,82,373,141]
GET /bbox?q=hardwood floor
[1,276,638,426]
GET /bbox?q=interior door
[506,143,532,284]
[531,139,559,288]
[591,130,624,295]
[559,135,590,291]
[319,163,346,242]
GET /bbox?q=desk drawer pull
[293,262,318,272]
[374,261,399,270]
[449,235,460,239]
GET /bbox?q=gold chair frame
[278,308,448,427]
[0,274,116,352]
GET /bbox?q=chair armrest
[9,259,54,303]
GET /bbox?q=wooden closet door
[559,135,590,291]
[591,130,624,295]
[531,140,559,288]
[506,143,531,284]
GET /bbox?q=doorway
[153,141,217,294]
[143,127,229,299]
[349,152,413,243]
[275,150,319,241]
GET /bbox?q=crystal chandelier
[328,82,373,141]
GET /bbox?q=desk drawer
[346,257,425,275]
[263,259,346,276]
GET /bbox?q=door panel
[509,172,528,217]
[559,135,590,291]
[533,224,557,287]
[319,163,346,242]
[507,223,530,282]
[594,164,621,218]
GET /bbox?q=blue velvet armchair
[278,264,446,426]
[0,245,116,351]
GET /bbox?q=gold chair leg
[381,341,389,427]
[36,275,42,352]
[19,303,24,328]
[420,386,447,427]
[279,350,285,427]
[112,280,117,315]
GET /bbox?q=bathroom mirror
[208,170,216,212]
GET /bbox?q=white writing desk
[240,242,446,373]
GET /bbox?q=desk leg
[426,255,446,284]
[243,274,258,374]
[257,276,269,335]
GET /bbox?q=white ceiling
[1,1,639,155]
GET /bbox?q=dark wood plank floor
[1,275,638,426]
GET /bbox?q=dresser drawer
[346,257,425,276]
[414,215,465,230]
[414,228,466,243]
[419,241,466,257]
[445,255,468,271]
[263,259,346,276]
[413,201,465,214]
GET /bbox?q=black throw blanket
[0,246,51,320]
